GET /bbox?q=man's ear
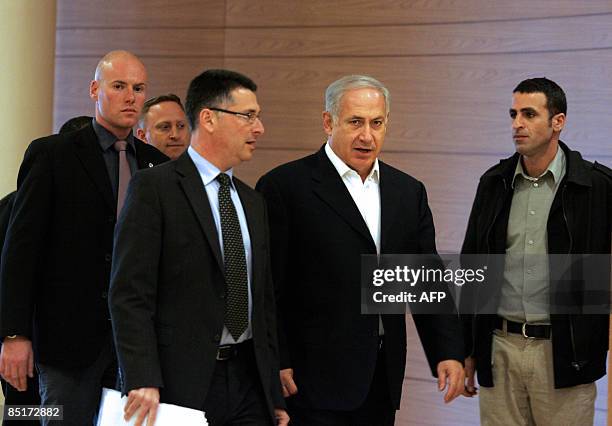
[551,113,566,132]
[322,111,333,136]
[89,80,99,102]
[136,128,146,142]
[199,108,216,133]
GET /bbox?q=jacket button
[105,254,112,262]
[213,334,221,342]
[101,291,108,299]
[220,294,225,300]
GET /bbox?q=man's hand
[436,359,464,403]
[275,408,290,425]
[124,387,160,426]
[462,356,478,397]
[0,336,34,391]
[280,368,298,397]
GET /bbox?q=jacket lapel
[379,162,402,252]
[175,154,224,271]
[73,124,115,210]
[235,179,263,295]
[133,139,159,170]
[311,147,375,250]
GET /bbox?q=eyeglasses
[208,107,261,124]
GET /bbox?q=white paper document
[97,388,208,426]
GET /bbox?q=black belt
[216,339,253,361]
[495,317,551,339]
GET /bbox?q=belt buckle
[521,323,535,339]
[216,345,232,361]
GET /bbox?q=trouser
[289,339,395,426]
[36,339,117,426]
[203,339,273,426]
[480,330,596,426]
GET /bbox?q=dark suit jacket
[0,192,15,256]
[256,146,464,410]
[0,123,168,367]
[108,152,284,419]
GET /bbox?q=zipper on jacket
[561,184,581,371]
[485,178,508,257]
[477,177,508,357]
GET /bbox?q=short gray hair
[325,75,390,121]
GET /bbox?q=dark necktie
[114,140,131,217]
[217,173,249,340]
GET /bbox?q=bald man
[0,50,168,425]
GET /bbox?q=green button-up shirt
[498,146,566,324]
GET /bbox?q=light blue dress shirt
[188,146,253,344]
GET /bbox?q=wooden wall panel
[225,0,612,27]
[54,58,224,131]
[225,53,612,158]
[54,2,612,423]
[225,15,612,57]
[57,0,226,28]
[56,29,224,57]
[401,318,479,425]
[234,148,496,252]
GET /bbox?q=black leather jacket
[461,141,612,388]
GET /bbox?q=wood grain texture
[402,319,480,425]
[224,15,612,57]
[225,0,612,27]
[235,148,497,252]
[53,0,612,420]
[241,148,609,253]
[57,0,226,28]
[224,52,612,157]
[56,28,224,57]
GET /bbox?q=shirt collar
[324,142,379,183]
[187,146,235,188]
[92,119,135,152]
[512,145,566,188]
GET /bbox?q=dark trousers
[1,375,40,426]
[36,338,117,426]
[288,342,396,426]
[203,340,272,426]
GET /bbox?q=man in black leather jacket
[461,77,612,426]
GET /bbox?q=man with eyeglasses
[256,75,464,425]
[137,94,190,160]
[109,69,289,426]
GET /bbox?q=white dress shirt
[325,143,384,334]
[324,143,381,254]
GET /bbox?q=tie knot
[114,140,127,152]
[217,173,231,188]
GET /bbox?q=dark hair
[59,116,92,134]
[139,94,184,128]
[513,78,567,118]
[185,69,257,129]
